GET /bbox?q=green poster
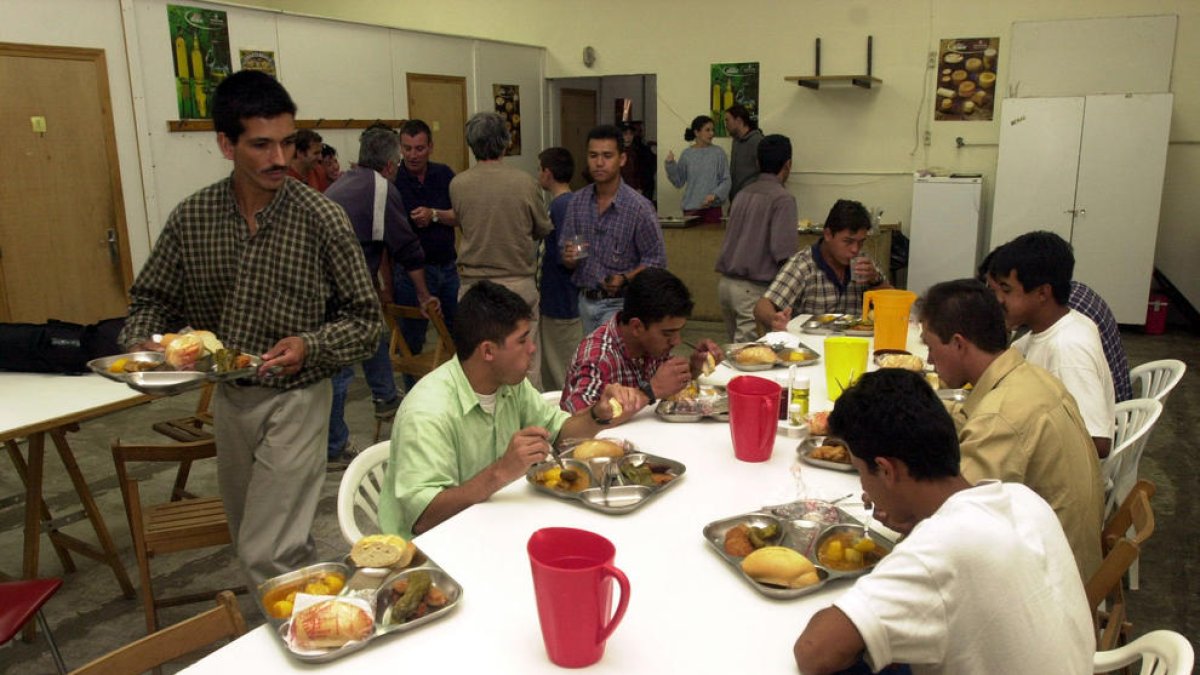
[167,5,233,119]
[709,62,760,137]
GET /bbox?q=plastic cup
[851,255,873,283]
[824,336,870,401]
[528,528,630,668]
[727,375,782,462]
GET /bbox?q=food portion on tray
[655,381,728,422]
[258,533,461,662]
[724,341,820,372]
[703,500,891,599]
[800,314,874,336]
[88,329,263,394]
[798,436,855,472]
[526,438,686,514]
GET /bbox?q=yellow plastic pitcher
[863,289,917,352]
[824,336,870,401]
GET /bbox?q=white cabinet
[990,94,1172,324]
[908,176,983,298]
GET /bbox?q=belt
[581,287,623,301]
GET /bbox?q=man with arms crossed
[560,125,667,334]
[754,199,889,332]
[380,282,645,539]
[562,268,722,412]
[918,279,1103,579]
[120,71,380,584]
[715,133,798,342]
[987,232,1116,458]
[793,369,1094,674]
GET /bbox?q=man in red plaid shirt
[561,268,724,413]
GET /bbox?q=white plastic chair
[336,441,391,545]
[1093,629,1194,674]
[1129,359,1186,405]
[1101,398,1163,590]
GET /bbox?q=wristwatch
[431,209,440,224]
[639,381,657,405]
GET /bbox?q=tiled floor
[1,321,1196,673]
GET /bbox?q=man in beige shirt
[916,279,1104,580]
[450,111,552,388]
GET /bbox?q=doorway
[551,75,657,195]
[559,88,597,190]
[0,43,132,324]
[406,73,469,173]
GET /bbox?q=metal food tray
[725,342,820,372]
[526,446,686,515]
[655,396,729,423]
[257,556,462,663]
[87,351,262,395]
[797,437,855,472]
[702,507,889,599]
[801,315,873,336]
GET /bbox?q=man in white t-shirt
[793,369,1095,675]
[986,231,1115,458]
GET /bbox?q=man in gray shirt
[715,134,799,342]
[725,104,764,207]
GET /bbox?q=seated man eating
[379,281,645,539]
[561,268,723,412]
[753,199,889,332]
[793,369,1094,674]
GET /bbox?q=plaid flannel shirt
[763,242,884,316]
[1070,281,1133,402]
[120,176,382,389]
[560,313,670,413]
[559,181,666,291]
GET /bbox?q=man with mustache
[119,71,381,586]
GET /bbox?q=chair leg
[34,610,67,674]
[1128,558,1139,591]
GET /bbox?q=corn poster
[709,62,759,137]
[167,5,232,120]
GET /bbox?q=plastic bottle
[789,403,804,426]
[791,374,811,417]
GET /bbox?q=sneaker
[326,442,359,472]
[373,395,402,420]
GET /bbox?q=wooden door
[559,88,597,190]
[989,97,1084,251]
[406,74,468,173]
[0,43,131,324]
[1073,94,1172,324]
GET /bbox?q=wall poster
[492,84,521,156]
[709,62,759,137]
[239,49,276,77]
[934,37,999,121]
[168,5,232,119]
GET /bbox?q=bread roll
[290,599,373,649]
[741,546,820,588]
[735,345,776,365]
[573,439,625,460]
[351,534,415,568]
[165,333,204,368]
[878,353,925,372]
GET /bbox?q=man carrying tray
[119,71,381,586]
[379,282,645,540]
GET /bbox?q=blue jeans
[393,261,459,390]
[578,293,623,335]
[327,334,397,457]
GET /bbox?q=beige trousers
[540,316,583,394]
[459,275,542,390]
[718,276,770,343]
[214,380,330,587]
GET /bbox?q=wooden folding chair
[150,382,215,501]
[111,438,242,634]
[375,301,455,441]
[1086,480,1156,652]
[70,591,247,674]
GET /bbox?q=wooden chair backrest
[111,438,218,523]
[70,591,246,674]
[1102,479,1156,554]
[1085,488,1155,650]
[383,302,455,378]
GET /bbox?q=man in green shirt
[380,281,646,539]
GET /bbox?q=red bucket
[1145,293,1168,335]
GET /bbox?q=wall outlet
[923,130,932,146]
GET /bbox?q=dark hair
[725,104,756,130]
[212,70,297,143]
[757,134,792,175]
[823,199,872,235]
[294,128,322,153]
[829,369,961,480]
[918,279,1008,353]
[620,268,694,327]
[399,119,433,141]
[587,124,624,154]
[453,281,533,357]
[321,144,337,159]
[684,115,713,142]
[988,231,1074,305]
[538,147,574,184]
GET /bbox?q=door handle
[106,228,119,265]
[1063,208,1087,217]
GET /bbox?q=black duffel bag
[0,317,126,374]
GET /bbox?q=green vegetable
[386,571,431,624]
[748,523,780,549]
[620,462,654,487]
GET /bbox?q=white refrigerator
[907,175,983,297]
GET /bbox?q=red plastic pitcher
[528,527,630,668]
[863,289,917,352]
[727,375,782,462]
